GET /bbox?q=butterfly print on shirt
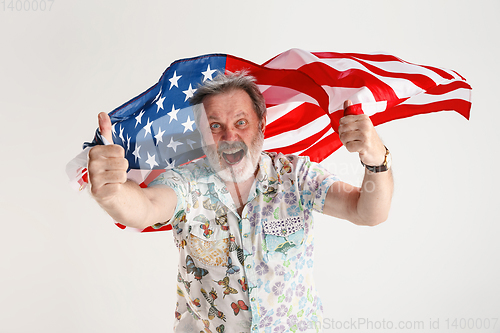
[231,300,249,316]
[214,276,238,298]
[184,255,209,283]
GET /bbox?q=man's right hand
[86,112,177,229]
[88,112,129,202]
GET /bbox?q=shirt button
[243,233,249,238]
[251,297,255,302]
[246,264,251,269]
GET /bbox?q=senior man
[88,72,393,332]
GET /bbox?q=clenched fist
[338,100,386,167]
[88,112,129,202]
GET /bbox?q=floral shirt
[149,152,339,333]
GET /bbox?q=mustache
[217,141,247,154]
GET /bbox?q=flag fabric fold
[67,48,471,232]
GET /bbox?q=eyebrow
[207,112,247,121]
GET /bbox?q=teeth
[222,148,242,154]
[222,149,245,165]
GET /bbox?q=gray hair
[190,71,267,126]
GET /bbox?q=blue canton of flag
[85,55,228,171]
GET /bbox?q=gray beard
[202,130,264,183]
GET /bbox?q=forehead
[202,89,256,120]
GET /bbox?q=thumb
[343,100,364,116]
[98,112,114,144]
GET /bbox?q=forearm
[93,180,164,229]
[356,168,393,225]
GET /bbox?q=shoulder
[149,157,216,187]
[261,151,306,170]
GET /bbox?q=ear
[260,116,267,134]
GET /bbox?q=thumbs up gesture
[88,112,129,202]
[338,101,386,166]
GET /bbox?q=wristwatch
[361,146,392,173]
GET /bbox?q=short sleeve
[296,156,340,214]
[149,169,190,226]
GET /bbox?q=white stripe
[258,85,319,107]
[361,101,388,116]
[265,49,444,100]
[263,48,316,70]
[354,58,449,82]
[127,169,152,184]
[293,127,335,155]
[268,49,446,85]
[263,115,330,150]
[399,88,471,106]
[321,86,377,112]
[317,58,427,99]
[265,101,307,125]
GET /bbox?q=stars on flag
[186,138,196,150]
[182,116,195,133]
[167,137,183,153]
[202,64,217,82]
[132,144,141,162]
[156,95,166,112]
[104,58,225,172]
[126,134,131,153]
[169,71,181,89]
[154,127,166,146]
[182,84,197,102]
[135,110,145,127]
[165,159,175,169]
[143,118,154,137]
[169,105,180,123]
[146,152,159,169]
[119,125,125,143]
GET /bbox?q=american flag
[66,48,471,232]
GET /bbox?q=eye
[236,119,247,126]
[210,123,221,130]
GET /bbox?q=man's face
[198,89,266,183]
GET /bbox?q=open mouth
[222,148,245,165]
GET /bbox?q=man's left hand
[338,100,386,166]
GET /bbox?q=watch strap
[361,146,390,173]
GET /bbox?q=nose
[221,126,239,142]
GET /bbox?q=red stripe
[300,132,343,163]
[304,58,439,92]
[344,104,364,116]
[225,55,331,113]
[143,169,166,186]
[114,223,173,232]
[371,99,472,125]
[141,224,173,232]
[418,65,455,80]
[264,103,327,139]
[312,52,456,81]
[115,223,127,230]
[297,62,400,102]
[266,124,331,155]
[313,51,404,63]
[423,80,472,95]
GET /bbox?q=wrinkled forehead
[192,91,257,125]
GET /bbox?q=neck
[225,170,258,216]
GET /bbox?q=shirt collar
[255,152,280,194]
[194,153,278,213]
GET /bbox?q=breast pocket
[262,215,305,260]
[188,214,231,268]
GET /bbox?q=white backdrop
[1,1,499,332]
